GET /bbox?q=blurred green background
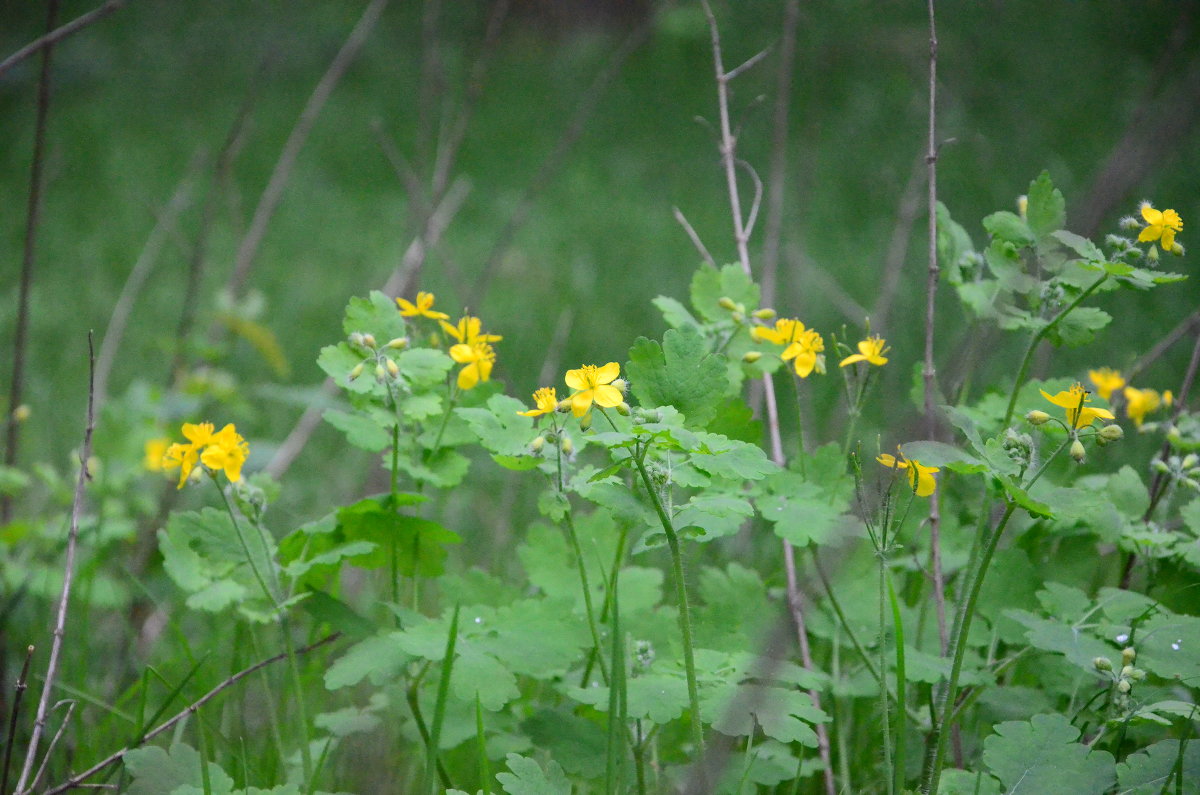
[2,0,1198,524]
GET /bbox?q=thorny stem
[1002,274,1109,427]
[923,436,1072,793]
[632,448,704,759]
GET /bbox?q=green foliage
[626,325,730,427]
[982,713,1116,794]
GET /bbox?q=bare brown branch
[0,0,125,80]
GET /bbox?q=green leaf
[342,291,408,341]
[323,407,391,452]
[674,494,754,541]
[496,753,573,795]
[1136,612,1200,682]
[1051,230,1104,261]
[900,440,987,474]
[158,508,277,617]
[1045,306,1112,348]
[759,478,850,547]
[397,347,455,388]
[983,713,1115,794]
[626,326,729,427]
[703,684,824,746]
[299,589,376,638]
[453,647,520,710]
[1116,739,1200,794]
[1026,171,1066,241]
[1005,610,1115,671]
[521,709,607,779]
[456,395,537,458]
[652,295,701,330]
[983,210,1034,247]
[937,201,976,284]
[688,432,777,480]
[335,496,460,576]
[690,263,760,322]
[937,769,1002,795]
[124,743,235,795]
[1108,466,1149,518]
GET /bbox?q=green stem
[1002,274,1107,427]
[788,372,807,475]
[633,449,704,756]
[281,614,314,788]
[879,557,894,795]
[888,570,908,795]
[424,382,458,464]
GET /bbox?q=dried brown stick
[24,700,75,794]
[14,332,95,793]
[1,646,34,795]
[1126,305,1200,384]
[672,207,716,268]
[760,0,801,308]
[467,19,651,307]
[2,0,60,526]
[42,632,341,795]
[224,0,391,300]
[699,3,835,792]
[264,181,470,481]
[94,159,201,411]
[0,0,125,80]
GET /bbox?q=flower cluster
[1087,367,1173,429]
[440,314,502,390]
[752,318,827,377]
[1038,383,1115,430]
[161,422,249,489]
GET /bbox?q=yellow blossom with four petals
[1087,367,1126,401]
[752,318,826,378]
[840,336,890,368]
[1123,386,1166,428]
[1039,383,1115,430]
[440,315,502,346]
[1138,203,1183,251]
[565,362,624,418]
[162,422,249,488]
[518,387,559,417]
[877,451,940,497]
[449,342,496,390]
[397,291,449,320]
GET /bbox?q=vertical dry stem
[699,3,835,792]
[15,333,96,794]
[760,0,801,307]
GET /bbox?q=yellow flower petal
[1142,205,1164,226]
[594,362,621,384]
[564,368,587,391]
[593,384,624,408]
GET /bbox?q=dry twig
[760,0,801,308]
[0,0,125,80]
[14,333,96,793]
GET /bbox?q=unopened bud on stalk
[617,402,631,416]
[752,308,776,320]
[1026,410,1051,426]
[1148,246,1160,263]
[580,413,592,431]
[1070,439,1087,463]
[1120,665,1135,678]
[1118,215,1141,231]
[611,379,628,394]
[743,351,763,364]
[12,404,30,422]
[1122,647,1137,665]
[731,311,745,324]
[1182,454,1198,470]
[718,296,739,311]
[530,436,545,453]
[349,332,365,347]
[385,358,400,379]
[348,362,365,381]
[556,399,572,413]
[1152,459,1171,474]
[1093,657,1113,672]
[1171,242,1185,256]
[561,435,574,455]
[374,363,386,383]
[1017,195,1028,220]
[362,333,377,349]
[1099,424,1124,442]
[1117,679,1132,694]
[386,337,409,349]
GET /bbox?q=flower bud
[611,379,628,394]
[385,358,400,379]
[1118,215,1141,231]
[556,399,573,413]
[1130,668,1146,681]
[1152,459,1171,474]
[731,311,745,324]
[386,337,409,350]
[742,350,763,364]
[530,435,545,453]
[1117,679,1131,694]
[579,413,592,431]
[1070,439,1086,463]
[361,333,377,349]
[1093,656,1113,672]
[1026,410,1051,426]
[752,308,776,320]
[12,404,30,422]
[1120,665,1135,678]
[1167,426,1182,444]
[348,362,365,381]
[1148,245,1160,263]
[1181,454,1197,470]
[560,435,574,455]
[1099,424,1124,442]
[616,402,631,416]
[348,332,365,347]
[1122,647,1136,665]
[543,432,558,445]
[1163,390,1174,407]
[1185,477,1200,491]
[718,296,739,311]
[374,363,386,383]
[1017,194,1028,221]
[1171,242,1185,256]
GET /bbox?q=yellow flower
[565,362,624,418]
[143,437,171,472]
[1123,386,1163,428]
[397,291,449,320]
[752,318,826,377]
[518,387,558,417]
[1039,383,1115,430]
[449,341,496,390]
[1087,367,1126,401]
[440,315,502,346]
[1138,203,1183,250]
[839,336,890,368]
[161,421,249,488]
[877,451,939,497]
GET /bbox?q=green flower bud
[362,333,377,349]
[1122,647,1136,665]
[1026,410,1051,426]
[617,402,631,416]
[1117,679,1132,694]
[1182,454,1198,470]
[348,362,365,381]
[374,363,386,383]
[743,351,763,364]
[579,413,592,431]
[530,436,545,453]
[385,358,400,379]
[1171,242,1185,256]
[1099,424,1124,442]
[752,308,776,320]
[611,379,628,394]
[386,337,409,349]
[561,435,574,455]
[718,296,739,311]
[1070,439,1086,463]
[348,332,365,347]
[1130,668,1146,681]
[1093,656,1113,672]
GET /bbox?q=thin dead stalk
[760,0,801,308]
[0,0,125,80]
[1126,305,1200,383]
[3,0,60,526]
[14,333,96,794]
[672,207,716,267]
[467,19,652,307]
[923,0,949,662]
[24,701,75,794]
[699,3,835,792]
[1,646,34,795]
[871,154,925,332]
[41,633,341,795]
[95,159,201,411]
[224,0,391,300]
